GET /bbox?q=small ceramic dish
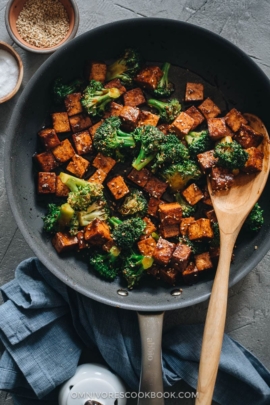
[0,41,23,104]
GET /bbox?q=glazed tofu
[69,114,92,133]
[182,262,199,284]
[147,197,164,217]
[52,112,71,133]
[225,108,248,132]
[188,218,214,240]
[153,237,175,265]
[180,217,196,236]
[105,102,123,117]
[52,139,75,163]
[182,183,204,206]
[89,62,107,83]
[158,202,182,225]
[171,243,192,272]
[207,118,227,140]
[38,128,61,150]
[104,79,126,95]
[38,172,56,194]
[138,110,160,127]
[55,175,70,197]
[197,150,218,172]
[134,66,163,91]
[234,123,264,149]
[92,153,116,174]
[159,267,178,285]
[66,154,90,178]
[205,209,217,222]
[64,93,83,117]
[137,237,157,257]
[159,223,180,238]
[185,106,205,130]
[242,147,264,173]
[157,123,170,135]
[52,232,78,253]
[119,106,140,131]
[198,98,221,120]
[35,151,58,171]
[107,175,129,200]
[202,188,213,206]
[72,130,93,155]
[88,168,107,184]
[127,167,151,187]
[211,166,234,191]
[144,175,168,199]
[89,120,104,139]
[170,112,195,137]
[77,231,88,250]
[142,217,157,236]
[185,82,204,102]
[210,246,220,268]
[84,219,112,245]
[195,252,213,271]
[123,88,146,107]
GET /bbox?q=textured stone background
[0,0,270,403]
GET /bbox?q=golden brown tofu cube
[119,106,140,131]
[52,112,71,133]
[144,175,168,199]
[89,62,107,83]
[153,237,175,265]
[159,223,180,238]
[38,172,56,194]
[185,106,205,130]
[123,87,146,107]
[188,218,214,240]
[35,151,58,171]
[157,123,171,135]
[66,154,90,178]
[185,82,204,102]
[77,231,89,250]
[197,150,218,172]
[182,183,204,205]
[137,237,157,257]
[211,167,234,191]
[171,243,192,272]
[104,102,123,118]
[52,232,78,253]
[235,123,264,149]
[89,120,104,139]
[158,202,182,225]
[195,252,213,271]
[198,98,221,120]
[52,139,75,163]
[72,130,93,155]
[69,114,92,133]
[170,112,195,137]
[202,188,213,206]
[56,175,70,197]
[134,66,163,90]
[92,153,116,174]
[142,217,157,236]
[64,93,83,117]
[38,128,61,150]
[138,110,160,127]
[84,219,111,245]
[207,118,227,140]
[88,169,107,184]
[127,167,150,187]
[180,217,196,236]
[104,79,126,95]
[182,262,199,284]
[147,197,164,218]
[242,147,264,173]
[159,267,178,285]
[205,209,217,222]
[107,175,129,200]
[225,108,248,132]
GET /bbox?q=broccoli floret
[81,80,121,117]
[94,116,136,158]
[152,134,189,171]
[109,217,146,249]
[121,250,154,289]
[147,98,181,123]
[132,125,166,171]
[43,203,75,233]
[118,189,147,217]
[69,214,80,236]
[78,200,110,226]
[52,77,83,103]
[153,62,174,98]
[89,246,121,280]
[210,222,220,247]
[245,203,264,232]
[161,160,202,192]
[185,130,213,158]
[180,236,209,255]
[106,48,142,85]
[214,140,248,170]
[175,193,196,218]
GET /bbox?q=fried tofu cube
[147,197,164,217]
[242,147,264,173]
[197,150,218,172]
[159,223,180,238]
[207,118,227,140]
[138,110,160,127]
[72,130,93,155]
[38,172,56,194]
[188,218,214,240]
[69,114,92,133]
[170,112,195,137]
[89,62,107,83]
[104,102,123,118]
[137,236,157,257]
[195,252,213,271]
[52,112,71,133]
[202,188,213,206]
[52,232,78,253]
[180,217,196,236]
[211,166,234,191]
[185,82,204,101]
[134,66,163,90]
[56,175,70,197]
[38,128,61,150]
[225,108,248,132]
[88,168,107,184]
[182,262,199,284]
[159,267,178,285]
[235,123,264,149]
[123,87,146,107]
[127,167,150,187]
[144,175,168,199]
[198,98,221,120]
[84,219,111,245]
[153,237,175,265]
[64,93,83,117]
[35,151,58,171]
[89,120,104,139]
[119,106,140,131]
[66,154,90,178]
[52,139,75,163]
[171,243,192,272]
[142,217,157,237]
[104,79,126,95]
[182,183,204,205]
[77,231,88,250]
[185,106,205,130]
[158,202,182,225]
[157,123,171,135]
[92,153,116,174]
[205,209,217,222]
[107,175,129,200]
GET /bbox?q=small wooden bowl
[0,41,23,104]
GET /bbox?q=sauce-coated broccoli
[43,203,75,233]
[152,134,189,171]
[78,200,110,226]
[153,62,174,98]
[118,189,147,217]
[147,98,181,123]
[161,160,202,191]
[214,140,248,170]
[106,48,142,85]
[89,246,121,280]
[81,80,121,117]
[245,203,264,232]
[109,217,146,249]
[180,236,210,255]
[121,251,154,289]
[175,193,196,217]
[53,77,83,103]
[185,130,213,158]
[210,222,220,247]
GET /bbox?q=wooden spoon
[195,114,270,405]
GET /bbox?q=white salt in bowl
[0,41,23,104]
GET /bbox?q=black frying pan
[5,19,270,403]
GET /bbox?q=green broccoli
[78,200,110,226]
[43,203,75,233]
[161,160,202,192]
[214,140,248,170]
[118,189,147,217]
[121,250,154,289]
[179,236,209,255]
[153,62,174,98]
[151,134,189,171]
[106,48,142,85]
[109,217,146,249]
[245,203,264,232]
[175,193,196,218]
[69,214,80,236]
[52,77,83,103]
[147,98,181,123]
[210,222,220,247]
[81,80,121,117]
[93,116,136,158]
[185,130,213,158]
[89,246,121,280]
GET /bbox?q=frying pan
[5,18,270,403]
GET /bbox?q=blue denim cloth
[0,258,269,405]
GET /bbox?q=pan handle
[137,312,164,405]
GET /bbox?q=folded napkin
[0,258,269,405]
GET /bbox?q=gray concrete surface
[0,0,270,404]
